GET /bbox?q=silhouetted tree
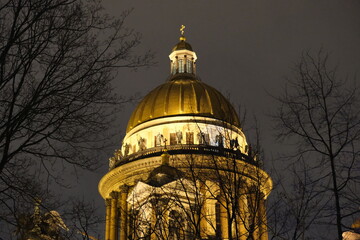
[267,157,327,240]
[0,0,153,237]
[0,0,152,174]
[273,49,360,239]
[64,199,102,240]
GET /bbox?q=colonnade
[199,197,267,239]
[104,184,268,240]
[105,186,129,240]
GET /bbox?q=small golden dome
[172,39,193,52]
[126,78,240,132]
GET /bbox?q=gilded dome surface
[172,39,193,52]
[126,78,240,132]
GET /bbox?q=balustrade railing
[112,144,257,169]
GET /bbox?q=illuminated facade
[99,28,272,240]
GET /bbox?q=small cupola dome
[172,37,193,52]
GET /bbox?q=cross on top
[180,25,185,36]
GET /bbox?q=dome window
[186,59,192,73]
[186,132,194,145]
[170,131,183,145]
[178,59,184,73]
[198,132,210,145]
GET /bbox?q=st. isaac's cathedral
[98,26,272,240]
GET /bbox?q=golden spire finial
[179,25,186,41]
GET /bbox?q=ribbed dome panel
[126,78,240,133]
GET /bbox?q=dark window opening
[198,132,210,145]
[186,132,194,145]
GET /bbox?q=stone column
[200,181,208,239]
[259,198,268,240]
[119,185,129,240]
[207,198,217,237]
[127,208,134,240]
[201,180,217,238]
[219,196,229,240]
[237,192,248,240]
[105,199,112,240]
[248,192,260,240]
[110,191,119,240]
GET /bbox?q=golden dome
[126,77,240,132]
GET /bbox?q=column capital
[110,191,119,199]
[119,184,129,193]
[105,198,112,206]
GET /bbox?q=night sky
[72,0,360,234]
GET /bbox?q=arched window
[186,59,192,73]
[178,59,184,73]
[133,208,151,240]
[169,210,184,240]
